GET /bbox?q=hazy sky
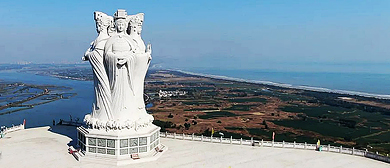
[1,0,389,72]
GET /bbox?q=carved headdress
[127,13,144,35]
[128,13,144,26]
[94,12,113,27]
[94,11,113,33]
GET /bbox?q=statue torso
[112,36,131,53]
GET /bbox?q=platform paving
[0,126,388,168]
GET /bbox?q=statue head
[114,9,128,33]
[94,12,113,34]
[115,19,128,33]
[128,13,144,35]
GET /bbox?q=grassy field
[147,70,390,154]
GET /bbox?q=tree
[184,123,191,130]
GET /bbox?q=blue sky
[1,0,389,72]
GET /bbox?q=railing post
[165,131,168,138]
[230,136,232,144]
[352,147,354,155]
[328,144,330,152]
[261,139,263,147]
[240,138,242,145]
[174,132,176,139]
[282,141,285,148]
[182,133,185,140]
[192,133,194,141]
[293,141,296,148]
[340,146,342,153]
[201,135,203,142]
[220,136,222,143]
[304,142,307,149]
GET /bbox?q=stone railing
[0,123,25,138]
[160,132,389,164]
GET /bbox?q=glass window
[107,139,115,148]
[139,146,147,153]
[120,149,128,155]
[130,138,138,147]
[130,147,138,154]
[139,137,147,146]
[89,147,96,153]
[97,148,106,154]
[88,138,96,146]
[120,139,128,148]
[107,149,115,155]
[97,138,106,147]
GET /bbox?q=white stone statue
[82,12,114,129]
[84,9,153,131]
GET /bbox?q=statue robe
[86,37,113,122]
[104,34,138,121]
[129,35,150,116]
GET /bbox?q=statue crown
[114,9,127,20]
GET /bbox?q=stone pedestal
[77,124,166,165]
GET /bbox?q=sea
[1,66,390,128]
[183,69,390,97]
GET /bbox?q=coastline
[11,64,390,100]
[175,69,390,100]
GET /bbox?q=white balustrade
[158,131,390,163]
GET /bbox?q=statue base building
[76,124,167,165]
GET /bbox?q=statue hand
[146,43,152,54]
[84,48,92,57]
[82,52,89,61]
[147,55,152,64]
[117,59,127,65]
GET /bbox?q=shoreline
[175,69,390,100]
[7,66,390,100]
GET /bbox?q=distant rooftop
[0,126,388,168]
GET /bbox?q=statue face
[136,24,142,34]
[115,19,126,33]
